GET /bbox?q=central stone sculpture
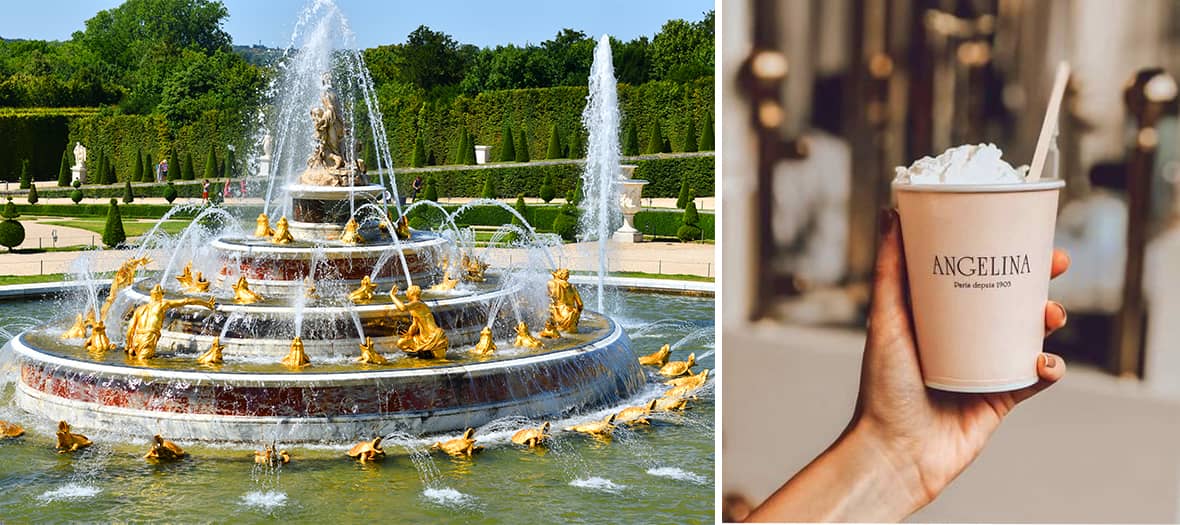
[300,75,367,187]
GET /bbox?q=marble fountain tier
[6,181,645,442]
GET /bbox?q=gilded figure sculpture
[348,276,377,303]
[663,383,699,400]
[232,276,264,304]
[615,399,659,426]
[429,273,459,292]
[538,319,561,339]
[461,254,488,282]
[175,262,210,293]
[513,321,543,349]
[654,396,690,412]
[340,217,364,245]
[124,285,215,360]
[101,256,152,320]
[55,420,92,453]
[547,268,583,332]
[637,344,671,366]
[304,277,319,300]
[357,337,388,365]
[271,216,295,244]
[282,336,311,368]
[471,326,496,356]
[431,428,483,457]
[0,420,25,438]
[394,215,411,240]
[664,368,709,389]
[510,422,550,448]
[389,285,449,359]
[658,352,695,377]
[564,414,616,437]
[61,309,94,340]
[254,213,274,238]
[197,337,225,365]
[144,434,187,462]
[83,319,115,355]
[255,443,291,466]
[347,437,385,462]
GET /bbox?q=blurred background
[722,0,1180,522]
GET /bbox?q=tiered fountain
[3,18,652,444]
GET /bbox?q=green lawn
[573,270,714,282]
[0,273,72,286]
[39,218,191,237]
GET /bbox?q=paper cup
[894,179,1064,393]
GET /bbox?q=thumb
[868,209,909,328]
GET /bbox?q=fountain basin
[8,313,643,442]
[210,234,446,283]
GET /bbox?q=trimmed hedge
[406,202,713,240]
[0,112,73,183]
[2,178,260,201]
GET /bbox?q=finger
[1050,249,1070,279]
[868,209,908,326]
[1009,353,1066,405]
[1044,301,1067,336]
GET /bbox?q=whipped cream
[894,143,1028,185]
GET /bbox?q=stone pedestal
[475,145,491,164]
[613,165,647,243]
[70,166,86,185]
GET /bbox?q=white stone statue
[261,133,273,160]
[72,142,87,169]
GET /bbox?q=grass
[0,273,73,286]
[38,218,191,237]
[573,270,714,282]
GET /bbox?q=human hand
[851,208,1069,515]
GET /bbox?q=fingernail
[1053,302,1067,324]
[1044,354,1056,368]
[879,209,895,236]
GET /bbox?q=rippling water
[0,291,714,523]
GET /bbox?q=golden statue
[357,337,388,365]
[347,437,385,462]
[564,414,616,437]
[663,383,699,400]
[255,443,291,466]
[348,276,377,303]
[125,285,215,360]
[658,352,696,377]
[101,256,152,320]
[461,254,489,282]
[664,368,709,389]
[254,213,275,238]
[0,420,25,438]
[471,326,496,356]
[615,399,659,426]
[271,216,295,244]
[62,309,94,339]
[304,277,319,300]
[83,319,115,355]
[431,428,483,457]
[389,285,449,359]
[144,434,186,462]
[55,421,92,453]
[510,422,550,448]
[429,273,459,292]
[513,321,543,349]
[547,268,583,333]
[282,336,311,368]
[654,396,690,412]
[638,344,671,367]
[394,215,411,240]
[197,337,225,365]
[175,262,211,293]
[538,319,561,339]
[232,276,264,304]
[340,217,364,245]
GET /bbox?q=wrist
[844,418,935,516]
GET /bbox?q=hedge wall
[6,178,264,201]
[390,153,713,199]
[371,77,714,168]
[407,202,714,240]
[0,111,76,183]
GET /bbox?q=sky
[0,0,714,49]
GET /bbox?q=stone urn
[474,145,491,165]
[613,164,647,243]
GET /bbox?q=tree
[546,125,562,159]
[515,127,530,162]
[27,185,39,205]
[102,198,126,248]
[568,130,582,159]
[364,141,378,171]
[70,184,84,204]
[677,198,703,242]
[683,115,698,153]
[203,148,217,180]
[452,129,467,165]
[552,191,579,241]
[539,172,556,203]
[512,194,529,228]
[412,135,427,167]
[645,121,665,155]
[133,148,144,183]
[223,148,235,178]
[123,179,135,203]
[481,175,496,199]
[650,13,714,82]
[613,36,651,85]
[623,122,640,156]
[499,123,515,162]
[423,176,439,202]
[163,181,178,203]
[144,152,155,182]
[699,116,714,151]
[393,25,469,90]
[0,198,24,252]
[168,150,180,181]
[677,176,692,209]
[19,159,31,190]
[58,148,72,187]
[183,152,195,180]
[464,132,477,165]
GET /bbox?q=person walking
[202,179,209,203]
[410,175,424,203]
[157,159,167,183]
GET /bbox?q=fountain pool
[0,292,714,522]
